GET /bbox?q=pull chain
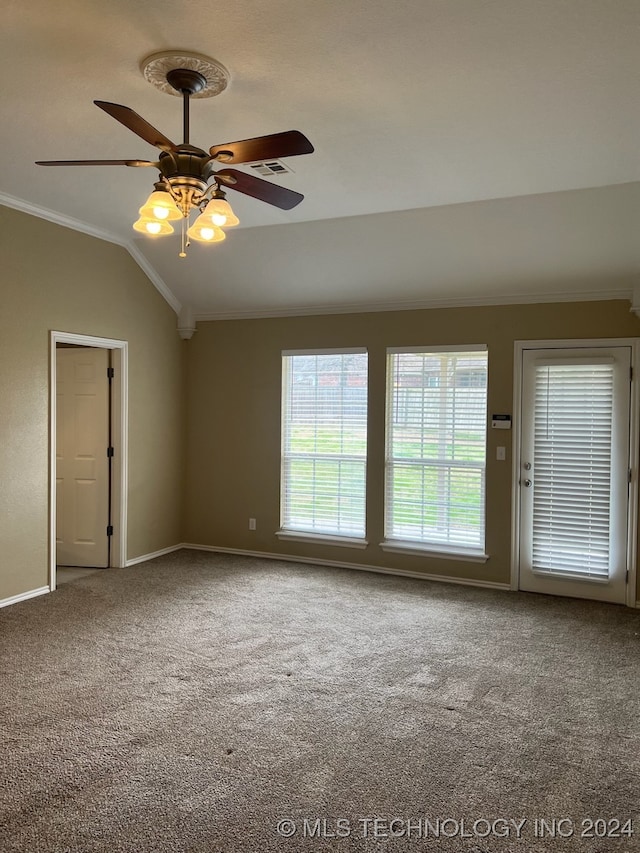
[179,215,187,258]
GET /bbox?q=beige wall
[0,205,185,601]
[3,203,637,606]
[184,300,640,597]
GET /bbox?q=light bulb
[139,188,182,221]
[133,216,173,236]
[201,197,239,228]
[187,215,226,243]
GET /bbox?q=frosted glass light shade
[133,216,174,236]
[139,189,182,221]
[201,198,239,227]
[187,216,226,243]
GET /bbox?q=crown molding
[194,288,634,322]
[0,192,180,315]
[0,190,124,246]
[2,191,635,325]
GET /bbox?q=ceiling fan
[36,63,314,255]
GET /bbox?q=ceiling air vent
[248,160,294,177]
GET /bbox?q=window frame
[382,344,489,562]
[277,347,369,547]
[512,337,640,606]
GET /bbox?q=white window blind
[281,350,367,538]
[532,361,614,578]
[385,348,487,551]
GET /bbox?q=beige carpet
[1,549,639,852]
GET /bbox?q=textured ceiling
[1,0,639,318]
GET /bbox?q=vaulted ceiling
[2,0,638,318]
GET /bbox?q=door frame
[511,337,640,608]
[49,331,128,591]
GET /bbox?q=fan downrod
[165,69,208,146]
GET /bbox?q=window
[385,347,488,556]
[531,360,617,577]
[280,349,368,542]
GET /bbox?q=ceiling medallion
[140,51,230,98]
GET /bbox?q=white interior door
[56,347,110,567]
[518,346,632,604]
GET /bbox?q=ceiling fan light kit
[133,216,174,236]
[139,182,183,221]
[202,192,240,227]
[187,219,226,243]
[36,51,314,258]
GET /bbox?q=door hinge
[107,446,114,458]
[107,366,115,380]
[107,525,114,537]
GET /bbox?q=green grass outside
[285,425,484,537]
[288,425,485,461]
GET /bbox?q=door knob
[523,479,532,487]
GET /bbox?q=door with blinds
[518,346,632,604]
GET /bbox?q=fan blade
[94,101,179,152]
[215,168,304,210]
[36,159,157,167]
[209,130,314,164]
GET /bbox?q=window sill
[380,540,489,563]
[276,530,368,549]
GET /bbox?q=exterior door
[518,346,631,604]
[56,347,110,567]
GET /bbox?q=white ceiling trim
[2,188,635,324]
[194,289,634,322]
[0,190,124,245]
[0,191,180,315]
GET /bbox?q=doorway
[50,332,128,591]
[513,339,639,606]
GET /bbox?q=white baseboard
[180,543,511,591]
[0,586,50,610]
[125,544,184,567]
[4,550,629,605]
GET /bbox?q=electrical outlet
[249,518,256,531]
